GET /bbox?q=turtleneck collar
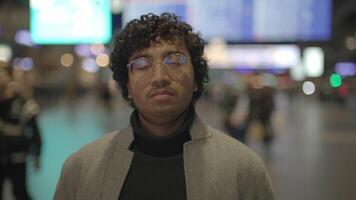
[129,105,195,157]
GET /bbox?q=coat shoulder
[54,128,132,199]
[65,126,132,169]
[77,131,119,157]
[207,126,266,171]
[206,126,275,199]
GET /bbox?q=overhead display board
[30,0,112,44]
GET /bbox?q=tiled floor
[3,93,356,200]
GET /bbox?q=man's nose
[151,63,170,87]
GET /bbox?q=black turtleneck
[118,105,195,200]
[129,105,194,157]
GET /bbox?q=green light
[330,73,342,88]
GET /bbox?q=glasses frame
[126,53,191,73]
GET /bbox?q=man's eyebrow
[130,50,184,61]
[130,54,151,61]
[162,50,184,56]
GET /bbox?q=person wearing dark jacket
[0,66,42,200]
[54,13,275,200]
[244,73,275,145]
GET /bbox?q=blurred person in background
[0,64,42,200]
[54,13,275,200]
[224,88,250,142]
[12,68,34,99]
[98,80,114,113]
[242,73,276,147]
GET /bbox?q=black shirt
[118,105,195,200]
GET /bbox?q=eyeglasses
[127,53,190,75]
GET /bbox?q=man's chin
[151,104,176,114]
[146,104,184,118]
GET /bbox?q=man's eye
[165,55,183,65]
[132,59,150,70]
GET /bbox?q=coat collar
[100,126,134,200]
[100,114,212,200]
[190,114,212,140]
[116,112,212,145]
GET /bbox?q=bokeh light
[345,36,356,50]
[330,73,342,88]
[111,0,123,14]
[60,53,74,67]
[74,45,92,57]
[96,53,109,67]
[302,81,316,95]
[81,57,99,73]
[15,30,34,47]
[12,57,22,68]
[0,44,12,62]
[303,47,324,77]
[90,44,105,55]
[335,62,356,76]
[18,57,34,71]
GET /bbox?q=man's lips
[150,89,174,98]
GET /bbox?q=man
[244,73,275,145]
[0,65,42,200]
[54,13,275,200]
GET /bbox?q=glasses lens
[131,58,150,71]
[164,54,187,66]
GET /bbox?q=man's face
[127,39,197,123]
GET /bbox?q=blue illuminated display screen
[123,0,332,43]
[190,0,332,42]
[30,0,112,44]
[123,1,187,25]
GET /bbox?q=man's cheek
[171,69,194,82]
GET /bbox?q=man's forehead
[150,37,185,46]
[131,38,187,56]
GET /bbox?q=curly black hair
[109,12,209,105]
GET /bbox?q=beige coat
[54,116,275,200]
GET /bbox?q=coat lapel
[100,126,135,200]
[184,116,212,200]
[98,115,214,200]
